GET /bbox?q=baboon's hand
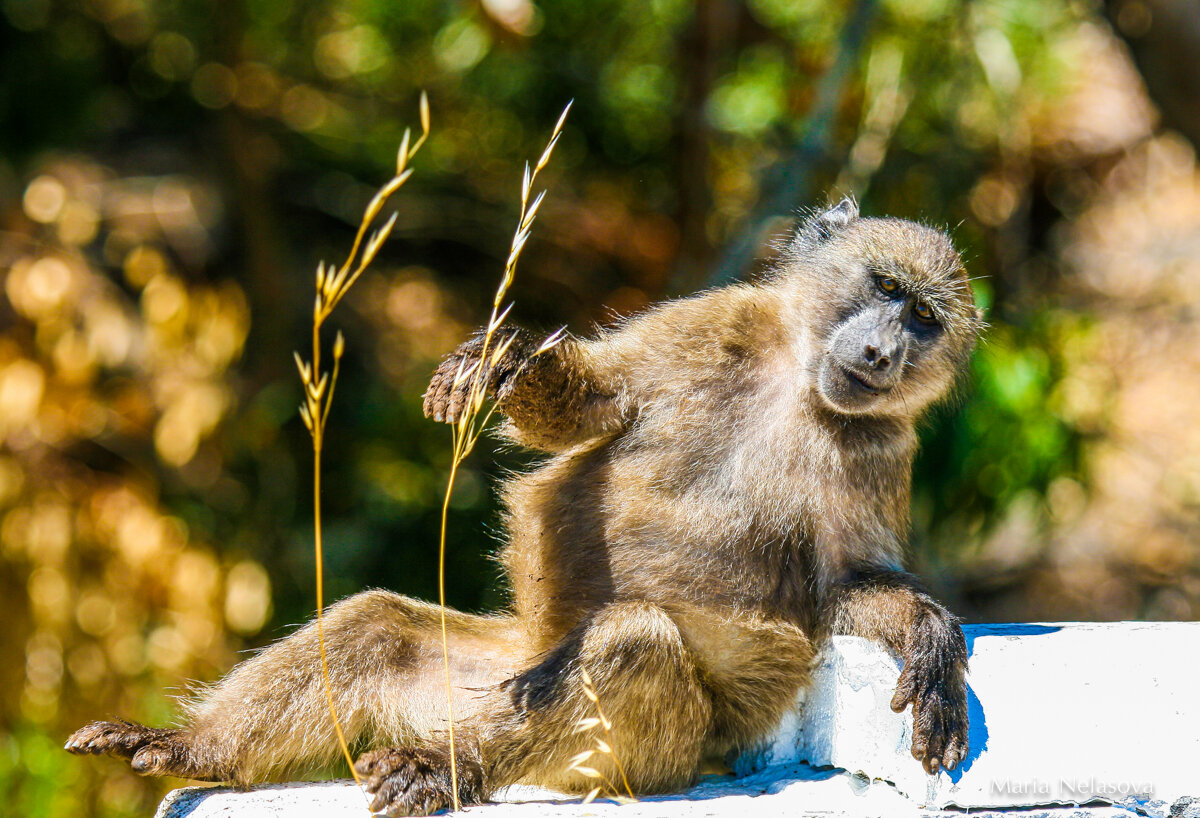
[355,746,485,817]
[890,652,969,774]
[65,720,207,779]
[423,331,530,424]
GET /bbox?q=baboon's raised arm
[423,283,781,452]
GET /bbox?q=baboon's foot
[65,720,176,761]
[355,746,485,817]
[65,720,221,780]
[890,655,969,774]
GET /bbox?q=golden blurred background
[1,0,1198,815]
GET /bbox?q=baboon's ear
[792,197,859,248]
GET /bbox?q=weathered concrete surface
[155,770,1153,818]
[157,622,1200,818]
[740,622,1200,816]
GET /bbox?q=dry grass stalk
[294,93,430,793]
[436,101,572,811]
[568,667,636,805]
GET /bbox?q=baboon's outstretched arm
[828,568,969,775]
[423,328,626,451]
[423,285,780,452]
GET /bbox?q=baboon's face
[788,202,981,418]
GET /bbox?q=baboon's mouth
[843,367,890,394]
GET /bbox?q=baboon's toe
[65,720,164,759]
[892,649,969,777]
[66,720,219,781]
[356,746,484,817]
[130,742,178,775]
[906,680,968,775]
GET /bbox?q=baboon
[67,199,978,816]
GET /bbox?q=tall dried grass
[435,101,572,811]
[296,98,617,813]
[294,94,430,792]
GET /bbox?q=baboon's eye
[913,302,936,323]
[877,277,900,294]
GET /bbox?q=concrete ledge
[157,622,1200,818]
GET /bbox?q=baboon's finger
[890,667,917,712]
[942,731,966,771]
[428,359,461,423]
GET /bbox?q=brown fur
[67,200,980,815]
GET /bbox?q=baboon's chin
[815,359,893,415]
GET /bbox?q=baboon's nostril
[864,344,891,370]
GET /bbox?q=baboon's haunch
[67,200,979,816]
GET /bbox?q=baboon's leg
[672,609,815,754]
[830,569,968,773]
[66,590,524,785]
[354,601,713,816]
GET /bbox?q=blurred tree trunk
[702,0,877,289]
[671,0,740,294]
[213,0,291,387]
[1106,0,1200,150]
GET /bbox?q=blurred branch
[671,0,740,294]
[1106,0,1200,151]
[701,0,879,289]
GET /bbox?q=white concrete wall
[156,622,1200,818]
[745,622,1200,816]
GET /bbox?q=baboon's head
[783,199,983,418]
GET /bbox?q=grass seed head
[293,351,312,384]
[567,750,595,769]
[574,717,601,733]
[490,331,519,366]
[535,327,568,356]
[452,357,479,389]
[397,128,411,175]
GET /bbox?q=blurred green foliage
[3,0,1199,815]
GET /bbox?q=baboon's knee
[511,602,705,715]
[498,602,711,794]
[316,590,453,665]
[580,601,692,674]
[323,588,417,628]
